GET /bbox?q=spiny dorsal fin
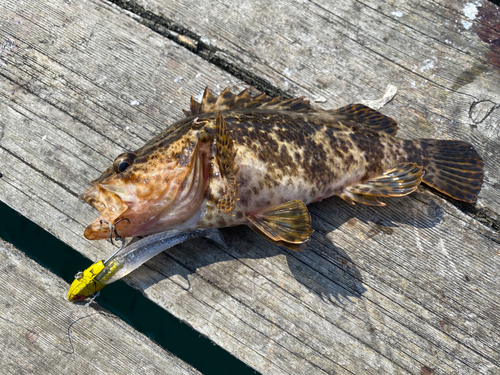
[341,162,423,206]
[247,200,314,244]
[331,104,398,135]
[215,112,238,212]
[199,86,217,113]
[184,86,313,116]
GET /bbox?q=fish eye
[113,153,136,174]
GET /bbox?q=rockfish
[81,87,483,248]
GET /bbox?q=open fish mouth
[80,184,130,240]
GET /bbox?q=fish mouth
[80,140,209,240]
[80,184,130,240]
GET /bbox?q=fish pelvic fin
[250,224,310,251]
[216,112,238,212]
[247,200,314,244]
[420,139,483,203]
[331,104,398,135]
[183,86,313,116]
[342,162,424,206]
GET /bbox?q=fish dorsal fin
[331,104,398,135]
[183,86,313,116]
[247,200,314,244]
[341,162,423,206]
[216,112,238,212]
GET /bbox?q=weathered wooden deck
[0,238,201,374]
[1,0,500,373]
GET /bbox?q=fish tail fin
[419,139,483,203]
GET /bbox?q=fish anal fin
[247,200,314,244]
[340,194,355,205]
[343,162,424,206]
[332,104,398,135]
[216,112,238,212]
[341,192,385,206]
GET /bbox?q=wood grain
[0,238,201,375]
[0,0,499,374]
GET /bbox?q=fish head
[81,122,211,240]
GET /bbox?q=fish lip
[84,216,110,240]
[80,183,131,240]
[79,185,97,205]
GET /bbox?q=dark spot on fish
[278,145,298,176]
[338,139,349,154]
[464,275,470,282]
[0,172,3,178]
[239,195,248,206]
[345,154,354,166]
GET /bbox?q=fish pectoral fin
[342,162,424,206]
[331,103,398,135]
[247,200,314,244]
[216,112,238,212]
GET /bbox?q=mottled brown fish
[81,87,483,248]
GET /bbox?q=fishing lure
[68,228,225,302]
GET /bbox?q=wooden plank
[0,0,499,374]
[0,238,201,375]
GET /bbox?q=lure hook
[99,218,130,245]
[99,218,130,265]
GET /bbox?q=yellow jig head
[67,260,107,302]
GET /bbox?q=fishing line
[0,310,119,355]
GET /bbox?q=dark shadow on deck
[132,192,443,306]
